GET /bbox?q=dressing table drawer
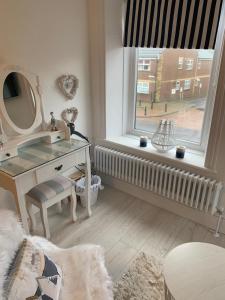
[44,131,66,144]
[35,150,85,183]
[0,148,17,162]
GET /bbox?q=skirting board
[99,172,225,235]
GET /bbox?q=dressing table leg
[85,147,92,217]
[15,180,30,234]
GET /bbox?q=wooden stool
[26,175,77,239]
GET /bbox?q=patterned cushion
[27,176,73,202]
[36,275,62,300]
[35,255,62,299]
[4,238,62,300]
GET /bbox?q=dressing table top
[0,139,90,177]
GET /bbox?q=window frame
[125,47,219,152]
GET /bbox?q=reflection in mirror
[3,72,36,129]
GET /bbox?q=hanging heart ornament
[57,75,79,100]
[61,107,78,124]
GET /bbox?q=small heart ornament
[61,107,78,124]
[57,75,79,100]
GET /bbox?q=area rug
[113,252,164,300]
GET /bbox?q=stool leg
[27,201,36,232]
[40,203,50,239]
[62,198,69,205]
[56,201,62,213]
[70,188,77,222]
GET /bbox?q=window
[185,58,194,70]
[137,81,149,94]
[184,79,191,90]
[131,48,215,147]
[138,60,151,71]
[178,57,184,69]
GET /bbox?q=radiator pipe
[214,207,224,237]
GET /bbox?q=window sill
[100,135,216,176]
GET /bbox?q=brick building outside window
[135,48,214,143]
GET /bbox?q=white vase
[151,120,176,152]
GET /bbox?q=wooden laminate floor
[34,185,225,282]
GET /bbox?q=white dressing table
[0,139,91,234]
[0,65,91,233]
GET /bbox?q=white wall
[88,0,124,140]
[0,0,92,208]
[104,0,124,138]
[88,0,106,140]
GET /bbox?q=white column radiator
[94,146,223,215]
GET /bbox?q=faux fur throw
[31,238,113,300]
[0,210,24,300]
[0,210,113,300]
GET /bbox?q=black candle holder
[176,146,186,159]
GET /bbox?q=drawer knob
[55,164,63,171]
[57,136,61,139]
[6,153,11,157]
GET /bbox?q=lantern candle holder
[151,120,176,153]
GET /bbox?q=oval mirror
[3,72,36,129]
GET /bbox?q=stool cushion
[27,176,73,202]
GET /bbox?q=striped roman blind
[124,0,223,49]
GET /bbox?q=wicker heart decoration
[61,107,78,124]
[57,75,79,100]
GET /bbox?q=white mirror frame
[0,65,42,136]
